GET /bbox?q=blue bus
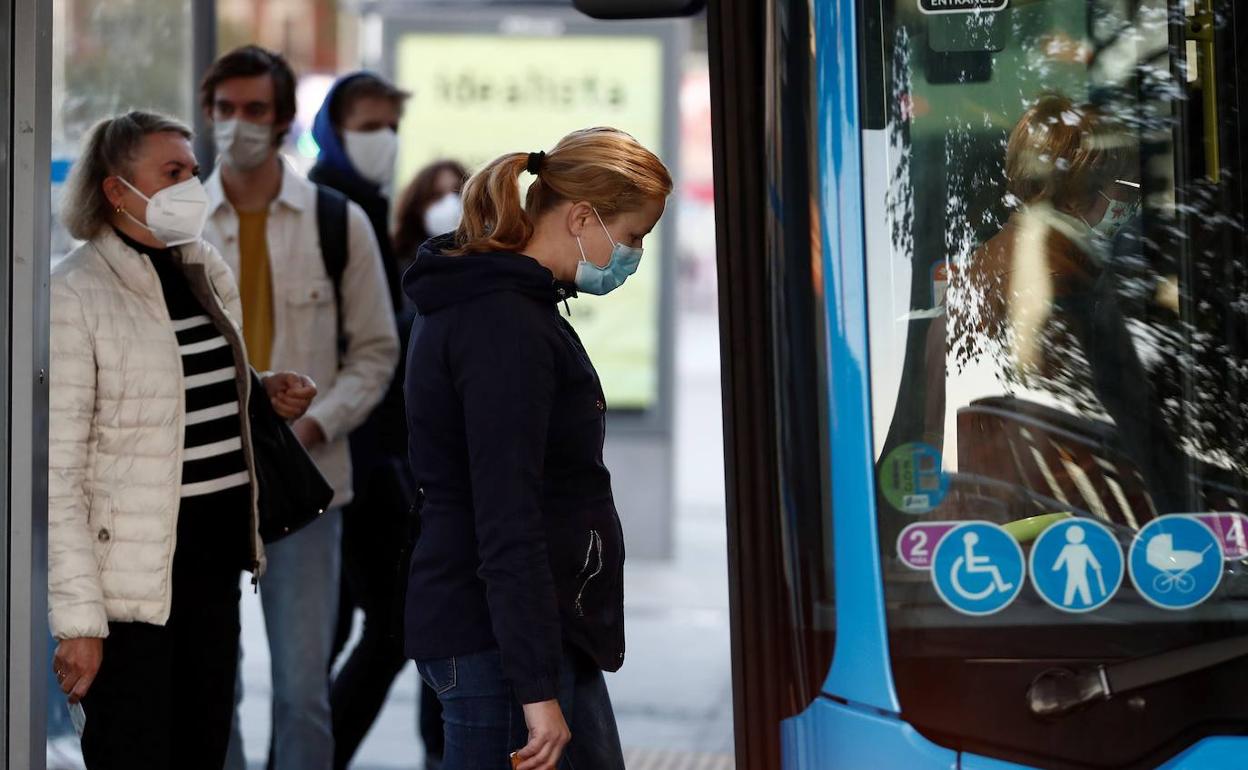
[584,0,1248,767]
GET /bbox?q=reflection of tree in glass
[886,26,913,266]
[60,0,192,139]
[883,2,1248,522]
[949,88,1248,483]
[1146,176,1248,475]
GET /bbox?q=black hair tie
[526,151,546,175]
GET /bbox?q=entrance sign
[931,522,1025,615]
[1029,519,1124,613]
[919,0,1009,13]
[1129,516,1223,611]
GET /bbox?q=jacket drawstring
[555,284,573,317]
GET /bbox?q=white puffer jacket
[49,229,264,641]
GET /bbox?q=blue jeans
[417,648,624,770]
[225,508,342,770]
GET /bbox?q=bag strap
[315,185,350,356]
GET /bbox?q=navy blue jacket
[402,236,625,703]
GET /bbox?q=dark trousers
[80,524,244,768]
[80,490,247,770]
[416,648,624,770]
[330,457,444,768]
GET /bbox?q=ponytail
[450,127,672,256]
[452,153,535,254]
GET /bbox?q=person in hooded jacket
[403,127,671,770]
[308,71,406,310]
[308,71,446,770]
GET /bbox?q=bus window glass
[865,0,1248,765]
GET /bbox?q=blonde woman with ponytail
[402,127,671,770]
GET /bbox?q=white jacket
[49,230,265,640]
[203,162,399,508]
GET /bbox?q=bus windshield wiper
[1026,634,1248,719]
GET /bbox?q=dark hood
[311,71,380,193]
[402,234,578,315]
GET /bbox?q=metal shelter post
[7,0,53,766]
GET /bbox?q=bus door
[859,0,1248,767]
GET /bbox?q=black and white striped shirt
[172,311,250,497]
[127,233,250,499]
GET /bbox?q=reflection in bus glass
[863,0,1248,765]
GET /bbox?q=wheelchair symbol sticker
[881,442,949,515]
[1128,516,1223,611]
[1029,518,1123,613]
[931,522,1025,616]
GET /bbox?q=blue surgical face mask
[574,208,643,296]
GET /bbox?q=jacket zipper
[574,530,604,617]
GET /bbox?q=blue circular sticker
[881,442,949,515]
[1029,518,1124,613]
[1128,516,1223,611]
[931,521,1025,616]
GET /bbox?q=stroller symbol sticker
[931,522,1024,616]
[1129,516,1223,611]
[1029,519,1123,613]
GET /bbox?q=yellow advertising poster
[394,32,666,410]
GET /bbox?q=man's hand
[262,372,317,421]
[53,637,104,705]
[515,699,571,770]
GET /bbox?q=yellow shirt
[236,210,274,371]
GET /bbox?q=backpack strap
[315,185,350,358]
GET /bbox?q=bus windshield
[865,0,1248,766]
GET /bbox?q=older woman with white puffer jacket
[49,110,316,769]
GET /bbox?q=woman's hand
[53,637,103,704]
[262,372,317,421]
[516,699,571,770]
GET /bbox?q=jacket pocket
[88,493,114,574]
[574,529,604,617]
[284,279,337,360]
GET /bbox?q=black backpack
[314,185,349,357]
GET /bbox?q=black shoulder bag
[248,371,335,543]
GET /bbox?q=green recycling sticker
[882,442,950,515]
